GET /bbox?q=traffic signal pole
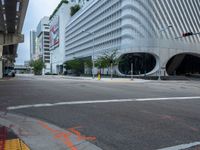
[0,45,3,79]
[193,32,200,36]
[175,32,200,39]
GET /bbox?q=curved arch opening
[118,53,156,75]
[166,53,200,76]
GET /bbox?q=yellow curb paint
[4,138,30,150]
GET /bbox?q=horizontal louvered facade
[65,0,200,76]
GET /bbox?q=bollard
[98,72,101,80]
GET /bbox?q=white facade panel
[50,3,73,74]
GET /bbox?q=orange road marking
[54,132,77,150]
[37,121,77,150]
[37,121,59,134]
[68,127,96,141]
[37,121,96,150]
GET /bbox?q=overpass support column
[0,45,3,79]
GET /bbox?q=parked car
[7,70,15,77]
[4,67,15,77]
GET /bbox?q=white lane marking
[137,96,200,101]
[7,96,200,110]
[7,99,134,110]
[158,142,200,150]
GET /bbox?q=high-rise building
[36,17,50,74]
[30,30,36,61]
[64,0,200,76]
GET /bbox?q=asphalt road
[1,75,200,150]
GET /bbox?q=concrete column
[0,45,3,79]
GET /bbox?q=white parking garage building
[64,0,200,76]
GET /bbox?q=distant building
[24,60,30,67]
[30,30,36,60]
[14,62,32,74]
[36,17,50,74]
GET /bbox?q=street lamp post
[131,63,133,81]
[50,51,53,74]
[158,25,173,80]
[82,30,95,79]
[111,62,113,80]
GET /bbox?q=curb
[0,78,14,82]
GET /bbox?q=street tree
[29,59,45,75]
[84,57,93,74]
[95,49,119,75]
[64,58,84,76]
[64,57,93,76]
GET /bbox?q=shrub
[70,4,80,16]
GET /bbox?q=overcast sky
[15,0,61,65]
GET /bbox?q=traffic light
[182,32,193,37]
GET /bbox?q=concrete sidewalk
[94,77,150,83]
[0,112,102,150]
[16,74,150,83]
[58,75,151,83]
[0,77,14,81]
